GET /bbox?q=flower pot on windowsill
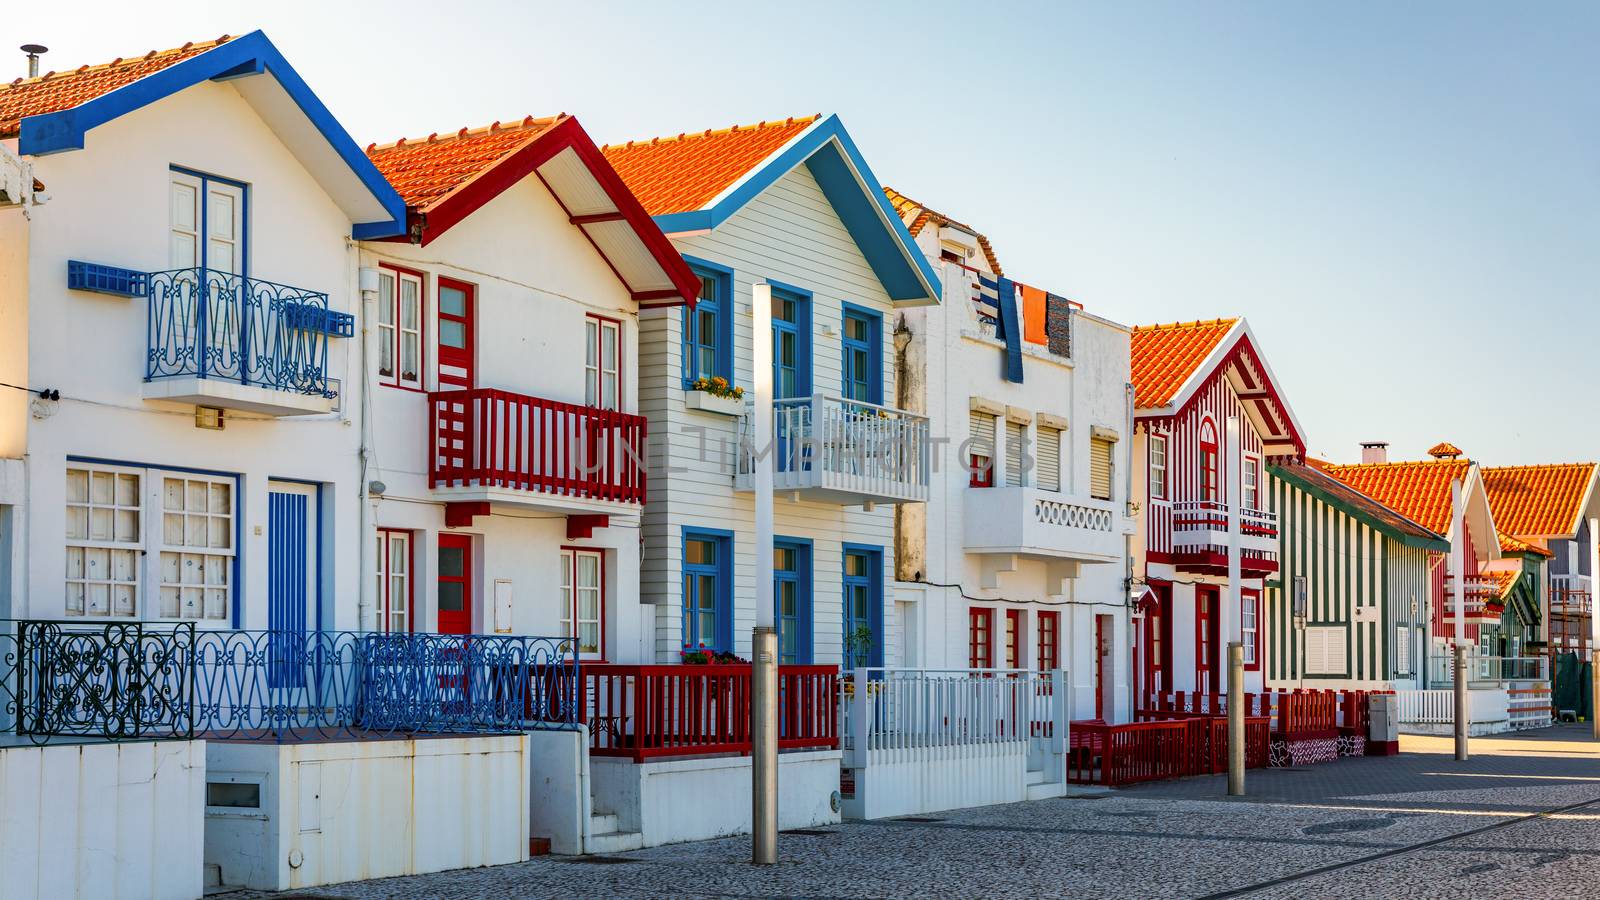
[685,390,745,417]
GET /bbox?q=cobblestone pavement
[230,725,1600,899]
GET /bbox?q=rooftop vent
[20,44,47,79]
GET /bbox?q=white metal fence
[839,667,1069,819]
[1426,655,1548,685]
[1394,689,1455,725]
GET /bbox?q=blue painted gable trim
[651,115,940,304]
[18,30,406,240]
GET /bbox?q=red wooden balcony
[1168,500,1279,575]
[580,664,839,762]
[429,388,647,515]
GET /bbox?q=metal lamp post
[751,283,779,865]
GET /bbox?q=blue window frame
[841,304,882,405]
[682,528,733,652]
[774,537,814,664]
[768,282,812,400]
[682,257,734,387]
[842,543,884,669]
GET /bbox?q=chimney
[1360,441,1388,465]
[20,44,47,79]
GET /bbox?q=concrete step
[1026,768,1049,785]
[1026,780,1067,802]
[587,829,645,855]
[589,812,621,834]
[203,864,221,889]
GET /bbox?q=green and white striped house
[1265,462,1449,689]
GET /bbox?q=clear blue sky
[13,1,1597,465]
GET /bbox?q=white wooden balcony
[1169,500,1279,575]
[1551,574,1592,616]
[1441,576,1508,625]
[735,394,930,505]
[962,488,1127,564]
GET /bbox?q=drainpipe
[1124,381,1136,719]
[357,263,381,631]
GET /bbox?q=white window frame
[561,548,605,658]
[1149,434,1168,500]
[66,463,236,623]
[65,463,145,619]
[377,529,413,633]
[377,267,425,391]
[1243,455,1260,510]
[1241,593,1257,665]
[586,315,621,410]
[169,169,245,274]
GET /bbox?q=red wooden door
[437,279,476,389]
[437,533,473,634]
[1094,616,1106,719]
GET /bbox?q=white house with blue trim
[603,114,941,669]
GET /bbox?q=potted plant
[685,376,746,416]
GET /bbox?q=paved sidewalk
[228,726,1600,899]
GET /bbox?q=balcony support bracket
[979,555,1018,590]
[445,501,491,528]
[567,514,610,541]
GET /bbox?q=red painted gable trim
[1167,333,1305,457]
[395,116,698,307]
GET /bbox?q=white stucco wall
[16,78,363,627]
[359,171,648,654]
[894,241,1136,722]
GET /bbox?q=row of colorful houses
[0,29,1593,896]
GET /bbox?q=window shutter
[969,411,996,456]
[1395,626,1411,674]
[1005,421,1026,487]
[1305,626,1348,675]
[1037,428,1061,492]
[1089,437,1114,500]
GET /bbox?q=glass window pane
[438,546,465,578]
[438,582,464,611]
[439,286,467,317]
[440,320,466,349]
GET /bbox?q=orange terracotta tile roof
[1319,459,1472,536]
[0,36,232,139]
[1485,569,1519,600]
[882,186,1003,276]
[600,115,821,216]
[367,116,566,209]
[1129,318,1238,410]
[1498,532,1553,558]
[1482,463,1597,538]
[1427,441,1464,459]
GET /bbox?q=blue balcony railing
[143,267,344,398]
[1,621,579,744]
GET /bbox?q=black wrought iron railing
[0,621,578,745]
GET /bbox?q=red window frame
[1199,419,1219,502]
[437,532,473,635]
[376,528,414,633]
[969,607,994,668]
[1004,609,1022,669]
[1241,588,1260,670]
[377,263,427,392]
[969,453,994,488]
[1037,611,1059,671]
[561,546,607,660]
[586,313,623,411]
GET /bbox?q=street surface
[232,725,1600,899]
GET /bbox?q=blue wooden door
[268,482,317,687]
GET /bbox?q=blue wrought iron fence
[1,622,578,744]
[145,267,339,397]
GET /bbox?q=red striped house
[1131,318,1305,700]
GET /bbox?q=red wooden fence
[1066,714,1271,786]
[581,664,838,762]
[429,388,648,504]
[1143,689,1380,738]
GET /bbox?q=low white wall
[527,728,589,855]
[845,740,1031,820]
[590,750,841,848]
[205,734,527,891]
[0,740,205,900]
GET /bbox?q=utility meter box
[1367,694,1400,754]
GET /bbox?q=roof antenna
[20,44,47,78]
